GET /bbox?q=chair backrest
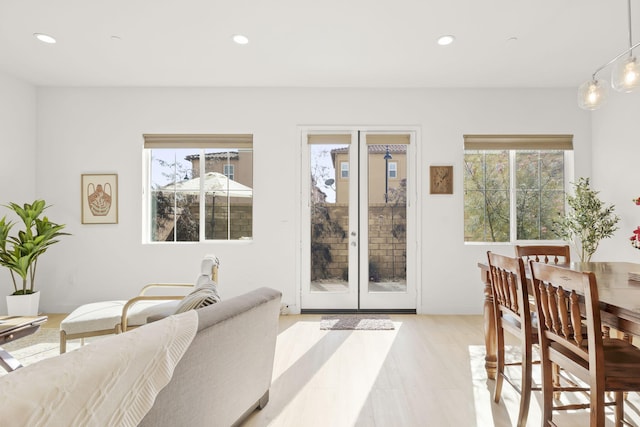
[529,261,603,371]
[487,251,532,336]
[196,255,220,287]
[515,245,571,265]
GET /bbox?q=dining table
[478,261,640,380]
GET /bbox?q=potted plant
[0,200,69,315]
[552,177,620,262]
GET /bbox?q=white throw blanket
[0,310,198,427]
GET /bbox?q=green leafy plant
[552,177,619,262]
[0,200,69,295]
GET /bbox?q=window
[388,162,397,179]
[223,164,235,181]
[463,134,573,243]
[340,161,349,179]
[143,134,253,242]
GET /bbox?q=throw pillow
[174,280,221,313]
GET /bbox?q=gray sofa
[139,286,282,427]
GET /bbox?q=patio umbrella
[162,171,252,198]
[162,172,252,235]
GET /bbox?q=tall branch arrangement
[552,177,619,262]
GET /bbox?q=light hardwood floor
[5,314,639,426]
[242,315,639,427]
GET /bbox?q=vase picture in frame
[81,173,118,224]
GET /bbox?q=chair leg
[60,330,67,354]
[516,342,532,427]
[615,392,624,427]
[493,325,505,403]
[541,358,554,426]
[589,387,606,427]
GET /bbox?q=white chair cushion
[60,300,180,335]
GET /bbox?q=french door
[300,128,418,311]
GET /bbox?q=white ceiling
[0,0,636,88]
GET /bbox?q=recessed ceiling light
[34,33,56,44]
[232,34,249,45]
[437,35,455,46]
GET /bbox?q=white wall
[31,87,591,314]
[0,71,36,203]
[590,89,640,262]
[0,72,37,312]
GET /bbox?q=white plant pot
[6,291,40,316]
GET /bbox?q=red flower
[631,202,640,250]
[632,226,640,248]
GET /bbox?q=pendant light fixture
[578,0,640,109]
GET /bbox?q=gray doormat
[320,315,394,330]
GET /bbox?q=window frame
[462,134,574,245]
[142,134,253,244]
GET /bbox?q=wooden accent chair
[59,255,220,353]
[515,244,570,265]
[530,261,640,427]
[487,251,538,427]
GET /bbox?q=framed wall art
[430,165,453,195]
[81,173,118,224]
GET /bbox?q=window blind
[463,134,573,150]
[143,134,253,149]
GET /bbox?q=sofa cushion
[174,281,221,313]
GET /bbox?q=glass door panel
[310,143,349,293]
[366,144,407,293]
[359,133,415,310]
[301,132,358,310]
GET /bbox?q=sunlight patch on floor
[469,344,640,426]
[245,318,403,426]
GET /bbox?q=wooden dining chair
[515,245,573,395]
[487,251,538,427]
[530,261,640,427]
[515,244,570,265]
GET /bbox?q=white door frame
[297,125,422,312]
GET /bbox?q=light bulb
[578,79,608,110]
[625,62,639,84]
[232,34,249,45]
[612,56,640,92]
[437,35,455,46]
[33,33,56,44]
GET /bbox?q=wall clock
[430,165,453,195]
